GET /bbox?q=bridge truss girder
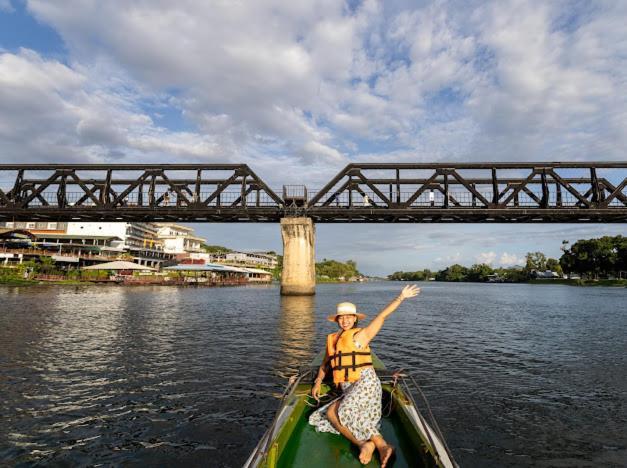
[0,164,283,222]
[0,162,626,222]
[305,162,627,223]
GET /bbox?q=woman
[308,285,420,466]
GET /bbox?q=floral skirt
[308,367,382,441]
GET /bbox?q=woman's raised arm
[355,285,420,347]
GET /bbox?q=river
[1,282,626,467]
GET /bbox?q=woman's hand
[399,284,420,300]
[311,380,322,401]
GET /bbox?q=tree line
[316,259,361,280]
[388,235,626,283]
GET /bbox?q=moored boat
[244,353,458,467]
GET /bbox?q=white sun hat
[327,302,367,322]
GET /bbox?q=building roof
[159,234,206,242]
[164,263,248,273]
[240,267,273,275]
[0,228,37,240]
[156,223,194,232]
[34,234,123,241]
[82,261,156,271]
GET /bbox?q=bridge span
[1,162,626,223]
[1,162,625,294]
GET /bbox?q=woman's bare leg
[370,435,394,468]
[327,401,375,464]
[326,401,360,445]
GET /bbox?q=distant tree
[202,244,233,253]
[466,263,494,282]
[316,259,361,279]
[38,256,57,274]
[271,254,283,280]
[435,264,468,282]
[495,267,528,282]
[525,252,547,272]
[545,258,563,275]
[616,236,627,275]
[387,269,433,281]
[559,236,622,279]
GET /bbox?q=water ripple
[1,282,626,467]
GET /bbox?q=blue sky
[0,0,625,275]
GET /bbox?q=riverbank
[527,278,627,287]
[3,277,625,287]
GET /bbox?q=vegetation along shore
[388,235,626,286]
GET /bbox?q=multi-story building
[1,221,174,268]
[66,222,173,267]
[155,223,206,257]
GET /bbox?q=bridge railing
[305,190,626,208]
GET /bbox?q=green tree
[272,254,283,280]
[615,236,627,275]
[435,264,468,282]
[387,269,433,281]
[559,236,621,279]
[467,263,494,282]
[545,258,563,275]
[201,244,233,253]
[316,259,361,280]
[525,252,547,272]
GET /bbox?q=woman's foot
[378,444,394,468]
[358,440,376,464]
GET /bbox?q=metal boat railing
[379,370,459,468]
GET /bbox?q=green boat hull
[245,354,456,468]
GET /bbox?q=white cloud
[0,0,14,13]
[467,0,627,160]
[475,251,497,264]
[498,252,525,266]
[435,251,462,264]
[0,0,622,176]
[0,49,236,164]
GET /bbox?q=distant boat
[244,353,458,467]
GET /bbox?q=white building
[1,221,174,268]
[155,223,206,256]
[211,251,278,269]
[66,222,172,267]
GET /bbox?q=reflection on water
[276,295,316,373]
[1,282,626,467]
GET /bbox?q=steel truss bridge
[0,163,626,223]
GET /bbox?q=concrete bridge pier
[280,217,316,296]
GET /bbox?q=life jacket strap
[331,362,374,370]
[328,351,371,359]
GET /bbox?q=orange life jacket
[326,328,373,384]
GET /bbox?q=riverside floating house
[164,263,250,285]
[240,267,273,283]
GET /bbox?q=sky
[0,0,625,275]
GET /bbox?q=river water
[1,282,626,467]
